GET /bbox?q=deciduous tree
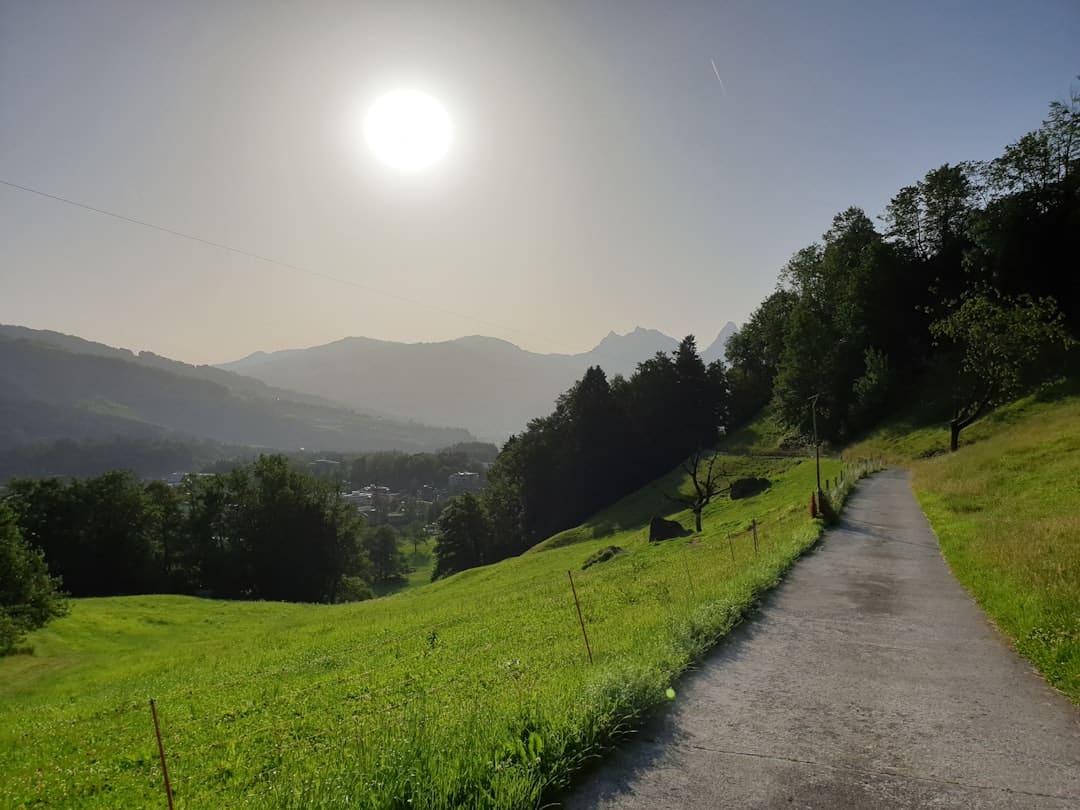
[667,449,730,533]
[930,292,1074,450]
[0,502,68,655]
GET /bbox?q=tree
[5,472,157,597]
[617,351,682,474]
[667,449,730,533]
[558,366,628,522]
[241,455,366,602]
[143,480,188,590]
[432,493,492,580]
[77,471,159,595]
[884,184,928,260]
[965,87,1080,333]
[0,502,68,655]
[930,292,1075,451]
[362,525,406,582]
[921,163,974,256]
[482,438,526,559]
[772,299,836,436]
[725,289,798,423]
[673,336,722,454]
[771,209,893,442]
[850,347,894,430]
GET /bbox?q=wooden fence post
[150,699,175,810]
[567,571,593,665]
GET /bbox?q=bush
[0,502,69,655]
[336,576,374,604]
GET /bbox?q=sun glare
[364,89,452,171]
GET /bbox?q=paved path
[566,469,1080,809]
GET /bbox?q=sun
[363,89,452,171]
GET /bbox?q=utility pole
[808,394,821,495]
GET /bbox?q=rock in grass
[649,516,689,542]
[582,546,625,570]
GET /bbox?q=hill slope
[0,329,474,453]
[0,452,849,808]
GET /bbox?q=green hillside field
[0,454,854,809]
[846,381,1080,703]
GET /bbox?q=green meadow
[1,454,849,809]
[847,382,1080,703]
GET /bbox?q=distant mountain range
[219,323,738,441]
[0,325,474,454]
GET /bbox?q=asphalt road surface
[565,469,1080,809]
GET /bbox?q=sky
[1,0,1078,365]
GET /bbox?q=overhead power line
[0,177,565,349]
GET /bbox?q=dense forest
[432,84,1079,578]
[3,457,385,604]
[725,86,1079,445]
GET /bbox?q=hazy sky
[2,1,1077,364]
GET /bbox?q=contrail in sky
[710,58,728,95]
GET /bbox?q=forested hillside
[429,335,730,578]
[0,332,475,456]
[724,87,1079,445]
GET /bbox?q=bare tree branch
[668,448,731,532]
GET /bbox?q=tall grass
[1,454,867,809]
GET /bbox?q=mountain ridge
[218,323,739,440]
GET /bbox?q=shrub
[0,502,69,655]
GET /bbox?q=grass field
[717,412,805,456]
[0,453,851,809]
[847,381,1080,703]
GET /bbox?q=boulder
[649,516,689,542]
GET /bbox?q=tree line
[0,501,68,654]
[432,336,729,578]
[0,436,239,483]
[345,444,493,493]
[206,444,496,495]
[1,455,416,606]
[725,83,1078,449]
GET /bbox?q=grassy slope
[718,412,806,456]
[846,381,1080,703]
[0,454,848,809]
